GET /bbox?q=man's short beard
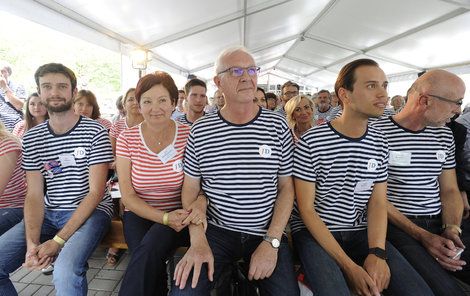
[46,99,73,113]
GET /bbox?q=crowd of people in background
[0,45,470,296]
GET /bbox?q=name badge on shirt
[59,154,76,167]
[354,180,373,193]
[389,151,411,166]
[158,145,177,164]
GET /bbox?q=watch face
[272,238,280,248]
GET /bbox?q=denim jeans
[119,211,189,296]
[0,209,110,296]
[293,229,433,296]
[0,208,23,236]
[170,224,300,296]
[388,217,470,296]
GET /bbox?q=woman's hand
[183,195,208,230]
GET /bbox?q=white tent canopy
[2,0,470,93]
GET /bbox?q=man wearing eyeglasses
[372,69,470,295]
[277,81,300,117]
[172,46,299,295]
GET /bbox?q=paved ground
[10,246,470,295]
[11,247,128,296]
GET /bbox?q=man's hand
[174,238,214,289]
[167,209,190,232]
[363,255,390,292]
[36,239,62,260]
[23,244,53,271]
[344,262,380,296]
[248,241,278,281]
[420,231,466,271]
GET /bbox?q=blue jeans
[388,217,470,296]
[170,224,300,296]
[0,209,110,296]
[0,208,23,236]
[119,211,189,296]
[293,229,433,296]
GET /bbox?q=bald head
[404,69,466,127]
[412,69,465,99]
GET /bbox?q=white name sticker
[367,159,378,172]
[354,180,374,193]
[172,159,183,172]
[389,151,411,166]
[59,154,76,167]
[73,147,86,159]
[258,145,272,158]
[436,150,446,162]
[158,145,177,164]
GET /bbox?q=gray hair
[214,46,254,75]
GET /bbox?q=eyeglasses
[217,66,260,77]
[284,91,299,97]
[426,93,463,107]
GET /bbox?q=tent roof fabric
[2,0,470,89]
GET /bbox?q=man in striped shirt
[292,58,431,296]
[176,78,207,126]
[0,61,26,131]
[373,69,469,295]
[172,46,299,295]
[0,63,113,296]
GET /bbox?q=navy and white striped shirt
[184,108,294,236]
[176,113,206,126]
[291,123,389,233]
[372,116,455,216]
[22,116,114,216]
[0,80,25,131]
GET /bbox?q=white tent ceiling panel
[245,0,329,49]
[277,58,318,76]
[55,0,241,45]
[258,60,280,72]
[251,39,296,64]
[306,0,457,50]
[288,38,356,67]
[305,70,337,88]
[326,54,417,76]
[152,20,242,71]
[193,67,216,81]
[368,11,470,68]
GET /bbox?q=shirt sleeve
[293,135,316,183]
[116,130,131,159]
[443,130,456,169]
[21,132,42,171]
[89,126,114,165]
[278,119,294,176]
[183,128,201,178]
[375,134,389,183]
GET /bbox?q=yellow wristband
[443,224,462,235]
[53,235,66,247]
[162,212,169,226]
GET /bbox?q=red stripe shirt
[116,121,190,211]
[0,138,26,208]
[110,118,128,139]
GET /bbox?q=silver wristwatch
[263,235,280,249]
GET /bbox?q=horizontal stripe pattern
[0,138,26,208]
[291,123,389,232]
[116,121,190,211]
[184,108,294,236]
[372,116,455,215]
[22,116,114,216]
